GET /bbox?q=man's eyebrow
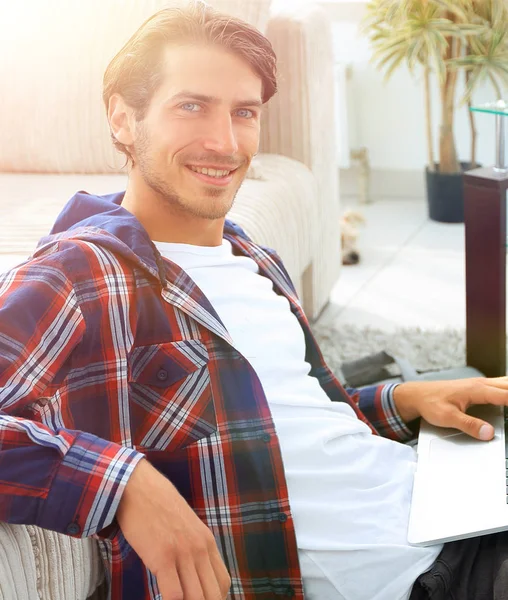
[169,92,263,108]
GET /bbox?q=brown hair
[103,0,278,165]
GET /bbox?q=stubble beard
[134,127,240,220]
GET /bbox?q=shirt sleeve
[345,382,415,442]
[0,253,144,538]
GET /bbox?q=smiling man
[112,42,263,244]
[3,2,508,600]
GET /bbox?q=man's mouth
[185,164,238,186]
[189,165,235,178]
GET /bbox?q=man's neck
[121,179,225,247]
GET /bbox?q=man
[1,2,508,600]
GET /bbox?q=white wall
[326,3,501,172]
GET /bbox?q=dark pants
[87,579,109,600]
[410,532,508,600]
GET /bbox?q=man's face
[130,44,263,220]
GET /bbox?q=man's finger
[483,376,508,392]
[450,408,494,441]
[208,545,232,598]
[196,556,224,600]
[157,563,184,600]
[469,383,508,406]
[177,558,205,600]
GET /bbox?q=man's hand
[393,376,508,441]
[117,459,231,600]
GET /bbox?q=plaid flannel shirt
[0,192,412,599]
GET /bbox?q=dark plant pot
[425,162,479,224]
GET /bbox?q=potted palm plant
[363,0,508,222]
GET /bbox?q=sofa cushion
[0,522,104,600]
[261,4,342,318]
[0,0,271,174]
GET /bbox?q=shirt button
[156,368,168,382]
[278,512,288,523]
[261,433,271,443]
[66,522,81,535]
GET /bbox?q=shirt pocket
[128,339,217,451]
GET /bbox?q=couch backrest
[0,0,271,174]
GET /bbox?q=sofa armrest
[261,4,341,319]
[261,4,337,188]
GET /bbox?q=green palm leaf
[363,0,508,172]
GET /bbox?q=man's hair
[103,0,278,165]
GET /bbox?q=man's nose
[202,114,239,156]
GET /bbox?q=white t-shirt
[154,239,443,600]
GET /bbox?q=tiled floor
[317,197,470,332]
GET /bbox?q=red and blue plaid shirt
[0,192,412,599]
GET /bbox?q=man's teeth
[189,166,232,178]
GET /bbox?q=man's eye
[236,108,255,119]
[180,103,201,112]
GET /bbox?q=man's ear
[108,94,136,146]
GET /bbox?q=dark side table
[465,102,508,377]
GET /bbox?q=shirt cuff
[382,383,414,442]
[37,430,145,538]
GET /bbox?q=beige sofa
[0,1,341,598]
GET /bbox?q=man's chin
[173,195,234,220]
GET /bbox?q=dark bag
[340,350,484,388]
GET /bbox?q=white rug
[312,323,467,379]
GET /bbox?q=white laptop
[408,403,508,546]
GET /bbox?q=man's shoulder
[3,236,129,290]
[35,232,141,272]
[28,236,107,275]
[0,242,91,309]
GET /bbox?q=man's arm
[352,377,508,443]
[0,250,231,599]
[0,255,143,537]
